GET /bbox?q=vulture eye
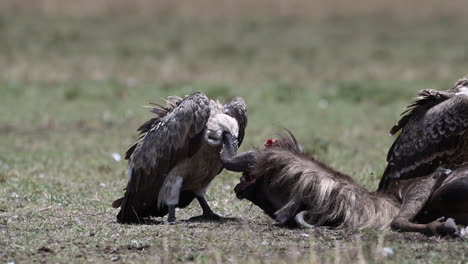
[206,129,223,146]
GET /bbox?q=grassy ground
[1,15,468,263]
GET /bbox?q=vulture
[112,92,247,224]
[379,76,468,191]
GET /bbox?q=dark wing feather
[124,96,183,160]
[224,97,248,146]
[378,92,468,191]
[388,89,452,136]
[116,92,211,223]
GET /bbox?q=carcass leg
[390,168,459,236]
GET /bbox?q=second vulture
[380,76,468,190]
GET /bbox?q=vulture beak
[222,131,238,156]
[220,132,240,171]
[220,132,254,172]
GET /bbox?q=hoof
[276,212,291,226]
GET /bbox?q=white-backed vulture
[379,76,468,190]
[113,92,247,224]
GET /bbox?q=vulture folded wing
[116,92,211,223]
[124,96,183,160]
[224,97,248,146]
[379,92,468,191]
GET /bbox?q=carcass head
[234,172,277,218]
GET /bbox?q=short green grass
[1,15,467,263]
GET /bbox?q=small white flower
[10,192,19,198]
[75,217,83,225]
[100,183,106,188]
[318,99,329,109]
[102,111,113,123]
[300,233,310,237]
[126,77,137,88]
[382,247,394,257]
[261,241,268,245]
[112,153,122,162]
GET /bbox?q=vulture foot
[188,212,222,222]
[167,205,176,224]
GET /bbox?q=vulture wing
[378,89,468,191]
[115,92,211,223]
[224,97,248,146]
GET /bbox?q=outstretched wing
[224,97,248,146]
[115,92,211,223]
[378,90,468,191]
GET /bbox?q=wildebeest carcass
[113,92,247,224]
[221,132,468,236]
[221,76,468,236]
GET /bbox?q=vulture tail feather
[112,197,124,208]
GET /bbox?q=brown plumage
[379,76,468,191]
[113,92,247,224]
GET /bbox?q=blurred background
[2,0,468,18]
[2,1,468,263]
[2,0,468,173]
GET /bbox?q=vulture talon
[188,213,222,222]
[203,212,222,221]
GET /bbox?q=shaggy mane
[250,132,400,229]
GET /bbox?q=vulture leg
[161,175,184,223]
[187,195,221,221]
[196,195,221,220]
[391,168,460,236]
[168,205,176,223]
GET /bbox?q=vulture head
[205,113,239,147]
